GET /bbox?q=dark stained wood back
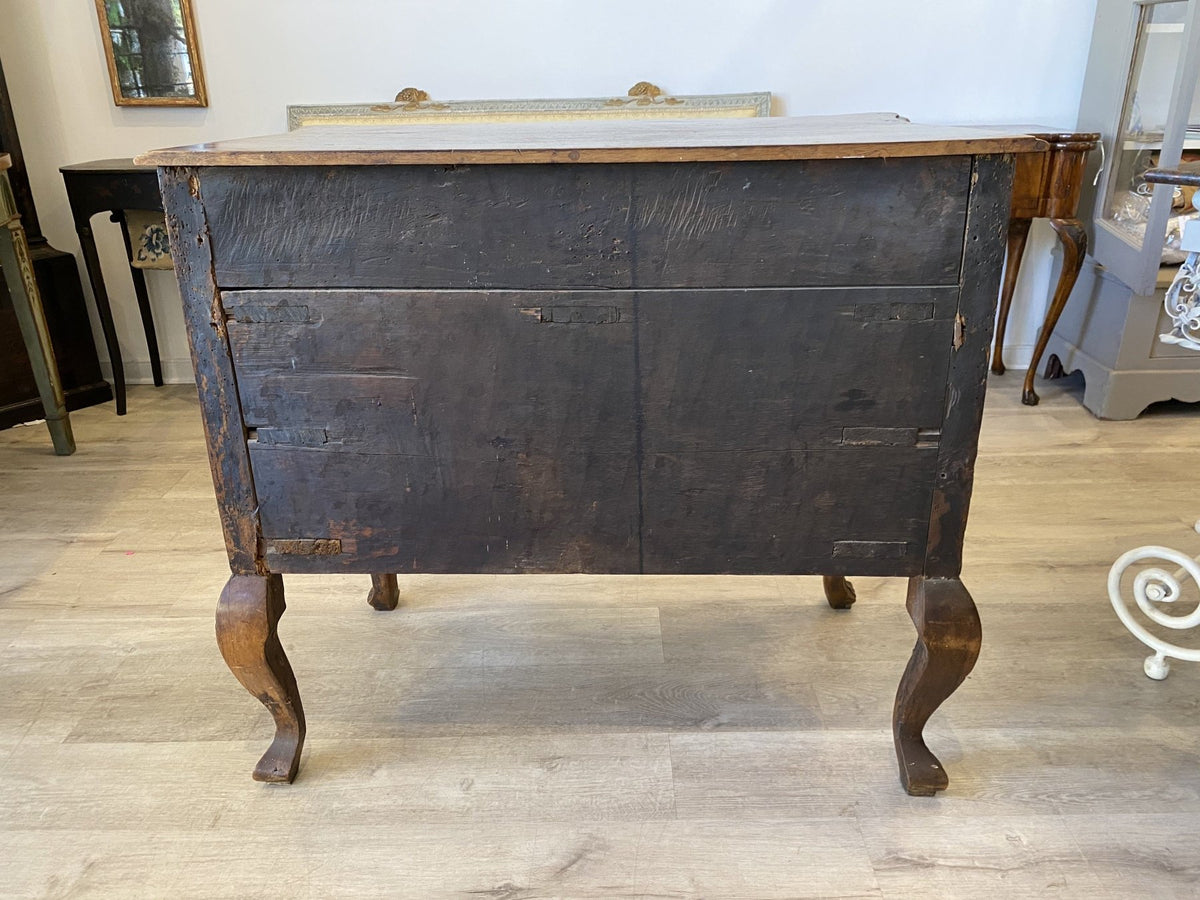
[163,146,1016,579]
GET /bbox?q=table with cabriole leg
[139,117,1042,794]
[990,130,1099,405]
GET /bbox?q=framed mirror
[94,0,207,107]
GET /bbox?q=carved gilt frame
[287,83,771,130]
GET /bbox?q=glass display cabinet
[1046,0,1200,418]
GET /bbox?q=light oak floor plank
[2,377,1200,897]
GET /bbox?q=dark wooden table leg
[76,223,127,415]
[991,217,1032,376]
[822,575,856,610]
[215,573,305,782]
[367,573,400,610]
[1022,217,1087,406]
[114,211,164,387]
[893,575,981,796]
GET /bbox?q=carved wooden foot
[76,224,127,415]
[1023,218,1086,406]
[822,575,857,610]
[1044,353,1066,380]
[216,574,305,782]
[893,576,981,796]
[367,573,399,610]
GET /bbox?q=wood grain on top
[135,116,1045,166]
[200,156,968,289]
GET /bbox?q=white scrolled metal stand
[1160,248,1200,351]
[1108,187,1200,679]
[1109,523,1200,679]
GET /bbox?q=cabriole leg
[893,575,981,796]
[216,573,305,783]
[822,575,857,610]
[1023,217,1086,406]
[991,217,1032,376]
[367,573,399,610]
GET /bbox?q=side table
[60,158,165,416]
[1,153,74,454]
[991,131,1099,405]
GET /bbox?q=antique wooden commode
[139,117,1041,794]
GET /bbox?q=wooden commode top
[137,116,1044,167]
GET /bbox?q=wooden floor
[3,374,1200,898]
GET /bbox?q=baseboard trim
[990,343,1037,371]
[100,358,197,385]
[0,381,113,429]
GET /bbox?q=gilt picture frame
[94,0,208,107]
[287,84,771,130]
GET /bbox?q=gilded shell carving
[605,81,684,107]
[395,87,430,104]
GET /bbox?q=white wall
[0,0,1098,388]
